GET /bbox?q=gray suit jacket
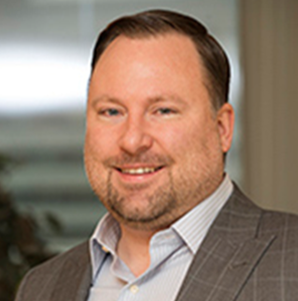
[15,186,298,300]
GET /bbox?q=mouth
[115,166,163,175]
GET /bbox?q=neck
[117,225,155,277]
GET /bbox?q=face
[85,34,234,231]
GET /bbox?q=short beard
[87,147,224,232]
[104,170,178,231]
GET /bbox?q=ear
[216,103,235,153]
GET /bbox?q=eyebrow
[90,94,187,108]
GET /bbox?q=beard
[86,148,223,231]
[88,153,181,231]
[104,168,178,230]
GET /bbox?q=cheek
[84,129,108,187]
[168,122,221,165]
[155,126,187,157]
[162,123,205,153]
[84,124,117,159]
[85,130,100,161]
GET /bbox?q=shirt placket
[116,230,184,301]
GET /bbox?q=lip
[113,164,165,183]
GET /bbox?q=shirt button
[130,285,139,294]
[101,246,109,253]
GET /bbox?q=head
[90,9,230,111]
[84,10,234,232]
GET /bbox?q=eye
[99,108,121,117]
[155,107,177,115]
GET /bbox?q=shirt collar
[91,213,120,255]
[171,174,233,254]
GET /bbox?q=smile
[116,166,163,175]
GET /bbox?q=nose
[118,116,153,155]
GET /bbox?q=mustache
[103,153,174,166]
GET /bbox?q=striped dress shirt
[88,175,233,301]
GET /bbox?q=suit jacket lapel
[175,185,276,301]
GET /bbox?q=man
[15,10,298,301]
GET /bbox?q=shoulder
[15,241,90,301]
[258,208,298,248]
[233,184,298,252]
[224,184,298,244]
[29,240,90,275]
[232,183,298,227]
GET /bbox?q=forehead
[92,33,204,77]
[89,34,210,107]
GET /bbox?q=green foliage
[0,154,57,301]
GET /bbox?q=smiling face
[84,33,234,231]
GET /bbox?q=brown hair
[90,9,230,110]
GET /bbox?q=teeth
[121,167,157,175]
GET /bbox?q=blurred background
[0,0,297,255]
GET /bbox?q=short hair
[90,9,230,110]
